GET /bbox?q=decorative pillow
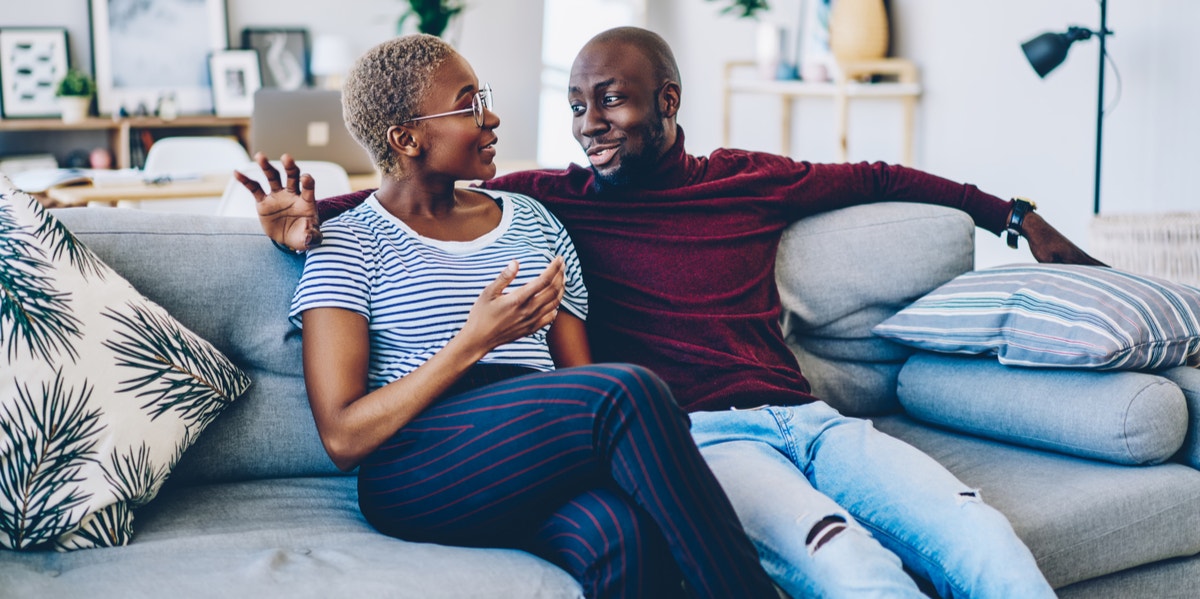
[0,174,250,551]
[873,264,1200,370]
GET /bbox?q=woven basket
[1089,213,1200,287]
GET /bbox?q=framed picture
[89,0,228,116]
[0,28,69,118]
[208,50,260,117]
[241,28,310,90]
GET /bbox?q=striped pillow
[873,264,1200,370]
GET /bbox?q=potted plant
[55,68,95,124]
[398,0,465,38]
[706,0,770,18]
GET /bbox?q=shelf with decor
[0,115,250,169]
[722,58,921,165]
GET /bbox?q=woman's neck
[375,175,460,218]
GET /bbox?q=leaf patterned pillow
[0,174,250,551]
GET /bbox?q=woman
[272,35,775,599]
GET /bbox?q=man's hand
[1021,211,1108,266]
[233,153,322,251]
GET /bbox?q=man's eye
[603,95,622,105]
[570,104,585,115]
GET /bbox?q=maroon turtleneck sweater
[317,128,1011,412]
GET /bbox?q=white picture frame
[89,0,228,116]
[208,50,260,117]
[0,28,69,118]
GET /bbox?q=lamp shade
[1022,26,1094,78]
[1022,32,1072,77]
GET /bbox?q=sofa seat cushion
[874,415,1200,588]
[0,476,582,599]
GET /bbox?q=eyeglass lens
[473,85,493,127]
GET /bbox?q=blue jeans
[690,402,1054,599]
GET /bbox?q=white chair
[217,160,352,218]
[119,137,252,214]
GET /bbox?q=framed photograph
[89,0,228,116]
[208,50,260,117]
[0,28,69,118]
[241,28,309,90]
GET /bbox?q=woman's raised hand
[233,152,322,251]
[459,258,566,353]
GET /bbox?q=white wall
[6,1,1195,267]
[650,0,1200,268]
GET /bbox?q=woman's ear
[658,81,681,119]
[387,125,422,158]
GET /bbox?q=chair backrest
[217,160,352,218]
[142,137,252,177]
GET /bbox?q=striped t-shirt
[290,189,587,391]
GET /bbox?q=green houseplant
[55,68,95,124]
[398,0,465,37]
[706,0,770,19]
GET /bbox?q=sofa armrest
[898,353,1188,465]
[776,202,974,415]
[1156,366,1200,469]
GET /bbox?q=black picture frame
[241,28,310,90]
[0,27,70,118]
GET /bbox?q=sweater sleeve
[317,189,374,223]
[783,160,1013,236]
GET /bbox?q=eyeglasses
[403,84,493,128]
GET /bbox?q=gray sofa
[2,203,1198,598]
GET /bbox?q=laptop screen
[250,89,377,175]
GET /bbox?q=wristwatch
[1006,197,1037,249]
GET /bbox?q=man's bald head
[582,26,681,89]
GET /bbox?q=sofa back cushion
[51,208,342,485]
[776,202,975,415]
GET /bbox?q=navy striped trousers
[357,363,776,598]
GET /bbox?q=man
[244,27,1101,598]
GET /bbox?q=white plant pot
[58,96,91,124]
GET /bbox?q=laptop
[251,89,377,175]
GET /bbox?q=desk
[0,116,250,169]
[43,174,231,207]
[722,59,921,164]
[43,171,383,208]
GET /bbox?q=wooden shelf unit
[722,58,921,165]
[0,115,250,169]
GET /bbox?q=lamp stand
[1093,0,1108,215]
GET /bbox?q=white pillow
[0,175,250,550]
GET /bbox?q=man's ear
[658,81,681,119]
[387,125,421,158]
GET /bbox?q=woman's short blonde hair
[342,34,457,177]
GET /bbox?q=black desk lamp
[1021,0,1113,215]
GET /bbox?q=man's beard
[592,118,666,191]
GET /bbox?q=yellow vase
[829,0,890,62]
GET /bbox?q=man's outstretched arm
[1017,209,1107,266]
[234,153,373,251]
